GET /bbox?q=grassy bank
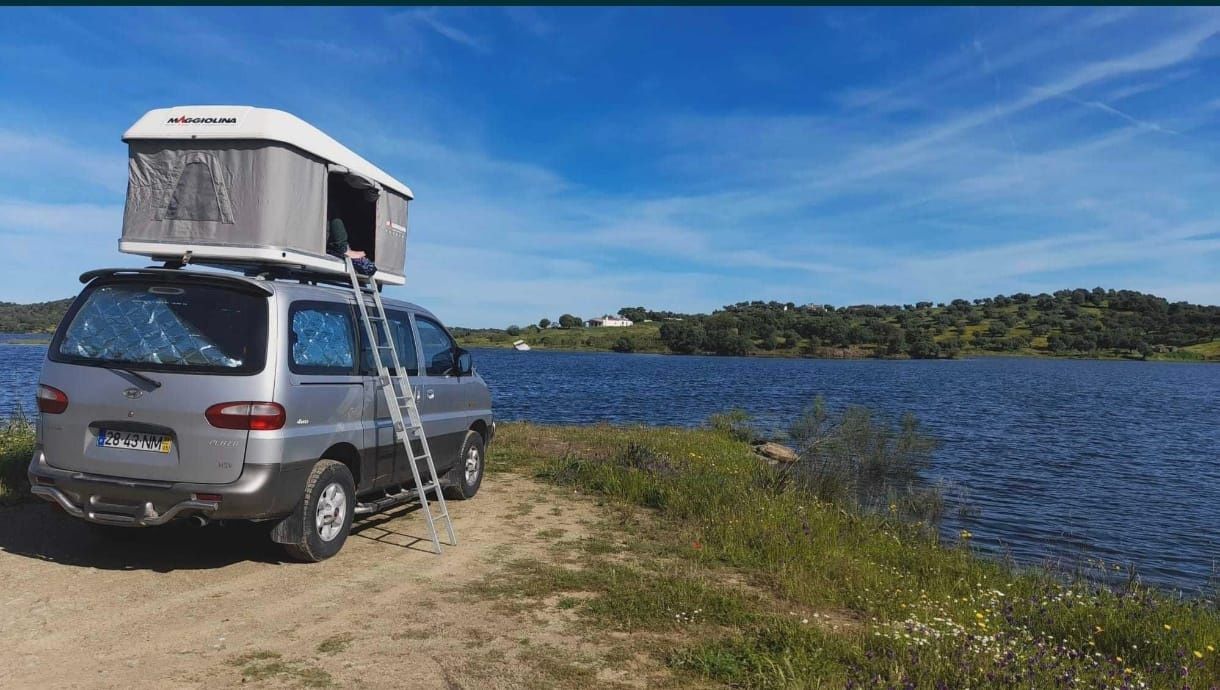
[489,422,1220,688]
[6,417,1218,686]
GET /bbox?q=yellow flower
[959,529,973,540]
[1163,624,1172,631]
[1194,650,1204,659]
[1208,645,1216,652]
[1116,657,1123,663]
[1124,668,1134,674]
[1094,626,1104,634]
[975,612,985,619]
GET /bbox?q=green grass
[0,419,34,504]
[1174,339,1220,360]
[229,650,333,688]
[491,422,1220,688]
[315,633,354,655]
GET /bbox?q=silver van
[27,266,493,561]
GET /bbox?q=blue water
[4,342,1218,592]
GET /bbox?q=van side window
[359,310,418,376]
[415,317,456,377]
[289,302,356,375]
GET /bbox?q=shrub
[707,409,758,445]
[786,396,941,519]
[0,411,35,503]
[611,337,635,353]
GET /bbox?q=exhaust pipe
[189,515,210,528]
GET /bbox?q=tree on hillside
[618,307,648,323]
[558,314,582,329]
[611,337,635,353]
[538,318,551,329]
[660,322,706,354]
[506,325,521,336]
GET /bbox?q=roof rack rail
[175,259,358,288]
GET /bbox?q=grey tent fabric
[122,139,409,280]
[124,141,328,256]
[378,191,409,276]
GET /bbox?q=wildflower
[1194,650,1203,659]
[691,540,702,550]
[1163,624,1172,631]
[1208,645,1215,652]
[960,529,973,540]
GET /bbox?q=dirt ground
[0,475,658,689]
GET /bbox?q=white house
[587,315,634,327]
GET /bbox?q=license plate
[96,429,172,453]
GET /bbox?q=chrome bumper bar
[31,485,219,527]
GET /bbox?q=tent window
[166,162,222,221]
[156,152,234,224]
[327,172,377,261]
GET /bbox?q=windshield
[51,281,268,375]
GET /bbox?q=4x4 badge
[123,388,143,400]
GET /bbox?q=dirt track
[0,475,631,689]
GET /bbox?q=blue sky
[2,7,1219,326]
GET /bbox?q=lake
[3,342,1218,592]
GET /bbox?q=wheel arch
[321,442,361,488]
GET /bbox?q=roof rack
[179,258,359,289]
[78,259,360,292]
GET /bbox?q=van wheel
[444,431,484,500]
[282,460,355,563]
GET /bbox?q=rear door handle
[425,389,435,400]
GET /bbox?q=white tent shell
[119,106,413,285]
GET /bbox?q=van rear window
[51,282,267,375]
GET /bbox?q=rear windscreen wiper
[104,365,162,389]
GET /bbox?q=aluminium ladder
[345,257,457,554]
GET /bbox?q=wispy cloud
[391,9,489,53]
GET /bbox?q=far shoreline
[459,339,1217,364]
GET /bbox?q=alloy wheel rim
[465,445,481,484]
[315,481,347,542]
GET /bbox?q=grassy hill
[457,288,1220,362]
[0,298,73,334]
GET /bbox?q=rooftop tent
[119,106,413,285]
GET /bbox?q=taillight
[36,384,68,414]
[205,402,285,431]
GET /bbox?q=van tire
[444,430,484,500]
[281,460,355,563]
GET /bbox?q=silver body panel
[30,269,493,525]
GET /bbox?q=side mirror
[456,349,473,377]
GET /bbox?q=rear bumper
[27,448,311,526]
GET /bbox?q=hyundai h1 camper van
[27,106,492,561]
[30,268,492,561]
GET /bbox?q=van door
[359,307,421,489]
[411,315,465,476]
